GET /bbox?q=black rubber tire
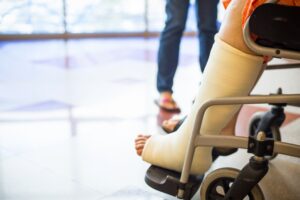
[200,168,265,200]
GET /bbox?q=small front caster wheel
[200,168,264,200]
[248,112,281,160]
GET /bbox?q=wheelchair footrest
[145,165,203,200]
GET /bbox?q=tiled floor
[0,37,299,200]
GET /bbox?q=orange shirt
[222,0,300,27]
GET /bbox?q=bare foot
[134,134,151,156]
[162,116,184,133]
[162,119,180,133]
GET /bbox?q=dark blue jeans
[157,0,219,93]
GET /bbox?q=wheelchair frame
[177,94,300,198]
[143,2,300,199]
[177,2,300,199]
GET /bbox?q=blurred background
[0,0,226,36]
[0,1,299,200]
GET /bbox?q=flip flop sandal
[154,98,181,113]
[162,116,187,133]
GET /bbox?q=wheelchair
[144,2,300,200]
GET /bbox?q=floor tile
[0,37,299,200]
[0,156,102,200]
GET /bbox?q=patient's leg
[135,0,264,175]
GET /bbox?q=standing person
[155,0,219,112]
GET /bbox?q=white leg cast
[142,35,264,175]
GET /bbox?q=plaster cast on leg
[142,35,264,175]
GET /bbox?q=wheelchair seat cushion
[222,0,300,28]
[249,4,300,51]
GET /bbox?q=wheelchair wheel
[200,168,264,200]
[248,112,281,160]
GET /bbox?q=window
[66,0,145,33]
[0,0,208,35]
[0,0,64,34]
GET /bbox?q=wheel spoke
[222,179,231,193]
[203,169,263,200]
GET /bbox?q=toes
[135,140,146,146]
[135,143,145,156]
[135,143,144,150]
[136,149,143,156]
[135,136,148,143]
[134,134,151,156]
